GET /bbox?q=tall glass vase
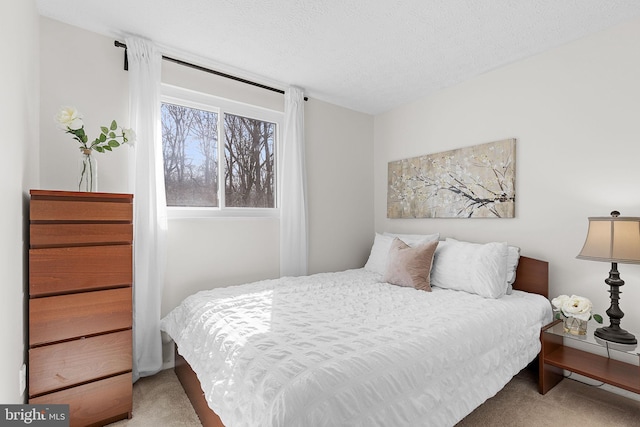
[78,148,98,192]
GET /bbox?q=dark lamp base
[594,326,637,345]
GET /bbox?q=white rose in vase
[551,294,603,324]
[561,295,593,321]
[55,106,83,130]
[55,105,136,192]
[122,128,137,146]
[551,295,570,312]
[55,106,135,153]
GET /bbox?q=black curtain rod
[114,41,307,101]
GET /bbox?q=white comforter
[161,269,552,427]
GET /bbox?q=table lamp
[576,211,640,345]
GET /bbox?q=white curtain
[279,87,308,276]
[125,36,168,381]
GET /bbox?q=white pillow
[430,239,509,298]
[364,232,439,275]
[383,232,440,246]
[505,245,521,294]
[446,238,521,293]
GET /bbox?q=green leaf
[554,313,561,320]
[593,314,603,324]
[95,146,104,153]
[99,133,107,142]
[109,132,116,139]
[82,135,88,143]
[101,126,109,134]
[110,120,118,131]
[103,145,112,151]
[108,140,120,148]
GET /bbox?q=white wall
[306,99,374,274]
[38,18,374,319]
[40,17,131,194]
[374,17,640,335]
[0,0,39,403]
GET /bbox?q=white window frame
[161,84,282,219]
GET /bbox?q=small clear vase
[563,317,587,335]
[78,148,98,192]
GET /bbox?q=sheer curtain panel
[279,87,308,277]
[125,36,168,381]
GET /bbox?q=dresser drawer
[30,245,132,296]
[29,330,132,397]
[30,223,133,248]
[30,288,132,346]
[29,372,132,427]
[30,198,132,222]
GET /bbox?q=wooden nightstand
[539,319,640,395]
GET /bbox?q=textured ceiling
[37,0,640,114]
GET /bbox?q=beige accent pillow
[383,238,439,291]
[364,232,439,274]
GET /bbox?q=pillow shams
[506,245,521,294]
[446,238,521,293]
[383,232,440,246]
[383,238,439,291]
[364,232,439,275]
[430,239,509,298]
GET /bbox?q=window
[162,103,218,207]
[161,85,281,215]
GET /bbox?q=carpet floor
[107,367,640,426]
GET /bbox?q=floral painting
[387,139,515,218]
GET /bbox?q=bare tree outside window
[161,102,276,209]
[224,114,275,208]
[162,103,218,206]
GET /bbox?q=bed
[161,235,552,427]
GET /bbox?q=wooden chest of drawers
[28,190,133,426]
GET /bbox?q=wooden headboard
[512,256,549,298]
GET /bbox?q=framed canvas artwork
[387,139,516,218]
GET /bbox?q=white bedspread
[161,269,552,427]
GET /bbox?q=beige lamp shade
[577,215,640,264]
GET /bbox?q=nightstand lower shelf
[539,320,640,395]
